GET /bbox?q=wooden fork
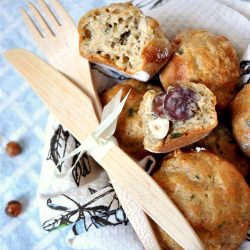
[21,1,162,249]
[21,0,102,119]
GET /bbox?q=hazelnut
[5,141,22,157]
[5,200,22,217]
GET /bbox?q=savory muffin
[79,3,171,81]
[231,84,250,157]
[139,81,217,153]
[159,30,240,110]
[153,150,250,250]
[101,79,161,159]
[189,122,250,178]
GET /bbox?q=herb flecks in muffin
[170,132,182,139]
[217,222,224,229]
[127,107,136,117]
[175,48,184,55]
[247,119,250,127]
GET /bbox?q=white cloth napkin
[37,0,250,249]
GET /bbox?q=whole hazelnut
[5,200,22,217]
[5,141,22,157]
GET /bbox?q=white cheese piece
[149,117,169,140]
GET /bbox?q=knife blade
[5,48,204,250]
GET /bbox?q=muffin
[79,3,171,81]
[139,81,217,153]
[231,84,250,157]
[160,30,240,110]
[153,150,250,250]
[101,79,161,159]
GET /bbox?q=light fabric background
[0,0,250,250]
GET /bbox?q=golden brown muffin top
[153,150,250,250]
[160,30,240,110]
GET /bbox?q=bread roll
[159,30,240,110]
[139,81,217,153]
[231,84,250,157]
[153,150,250,250]
[101,79,161,159]
[78,3,171,82]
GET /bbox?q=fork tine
[20,7,44,39]
[38,0,61,28]
[49,0,75,26]
[27,2,54,37]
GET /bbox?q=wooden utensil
[5,48,204,250]
[21,0,102,119]
[21,0,162,248]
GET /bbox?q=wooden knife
[5,48,204,250]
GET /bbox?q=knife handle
[111,179,162,250]
[100,145,204,250]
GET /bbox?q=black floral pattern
[47,125,69,172]
[72,140,91,186]
[47,125,91,186]
[240,60,250,84]
[246,232,250,241]
[43,184,128,233]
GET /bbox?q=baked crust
[101,79,161,159]
[159,30,240,110]
[78,3,171,81]
[231,84,250,157]
[153,150,250,250]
